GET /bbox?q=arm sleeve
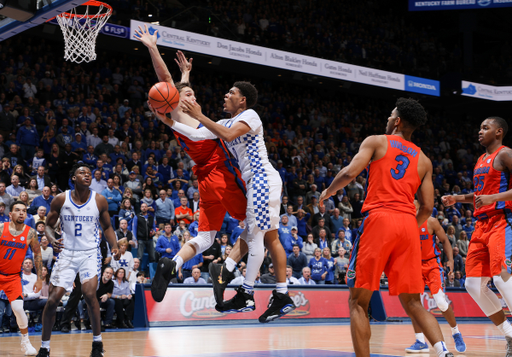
[172,121,218,141]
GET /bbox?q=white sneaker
[21,339,37,355]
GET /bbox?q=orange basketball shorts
[0,273,23,302]
[347,209,424,296]
[197,165,247,233]
[422,258,445,295]
[466,211,512,278]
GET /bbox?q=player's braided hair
[69,161,92,179]
[395,97,427,129]
[233,81,258,108]
[487,116,508,137]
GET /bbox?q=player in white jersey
[172,81,295,322]
[36,163,120,357]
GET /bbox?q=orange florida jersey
[362,135,421,216]
[0,223,31,275]
[473,145,512,219]
[419,220,441,262]
[173,129,243,181]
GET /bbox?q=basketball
[148,82,180,114]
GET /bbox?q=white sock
[21,333,29,341]
[93,334,102,342]
[225,257,237,272]
[173,255,184,270]
[433,341,448,356]
[451,325,460,335]
[242,281,255,294]
[41,340,50,350]
[415,332,425,344]
[497,320,512,338]
[276,282,287,294]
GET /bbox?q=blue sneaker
[405,340,429,353]
[453,332,467,353]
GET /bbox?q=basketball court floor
[0,321,507,356]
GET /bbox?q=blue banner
[409,0,512,11]
[404,75,440,96]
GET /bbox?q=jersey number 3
[390,155,410,180]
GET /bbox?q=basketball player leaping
[442,117,512,356]
[0,201,42,355]
[405,201,466,353]
[36,163,120,357]
[319,98,453,357]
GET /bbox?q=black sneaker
[215,286,255,313]
[151,258,177,302]
[258,290,296,323]
[90,341,104,357]
[209,262,235,307]
[36,347,50,357]
[60,324,70,333]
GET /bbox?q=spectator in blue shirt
[101,178,122,217]
[183,268,207,284]
[155,222,181,259]
[308,248,329,284]
[296,208,310,238]
[289,226,303,250]
[188,212,200,237]
[287,245,308,279]
[330,208,344,234]
[82,146,98,167]
[29,186,52,215]
[180,239,203,281]
[462,218,475,240]
[322,247,335,284]
[16,118,39,160]
[0,202,9,223]
[278,216,294,256]
[155,189,175,225]
[71,133,87,153]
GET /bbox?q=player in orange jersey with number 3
[320,98,453,357]
[443,116,512,356]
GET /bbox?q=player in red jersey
[405,202,466,353]
[134,26,249,303]
[0,201,42,355]
[442,116,512,355]
[320,98,453,357]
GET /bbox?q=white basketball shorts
[50,248,101,292]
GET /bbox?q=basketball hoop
[56,0,112,63]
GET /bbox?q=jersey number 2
[390,155,410,180]
[75,223,82,237]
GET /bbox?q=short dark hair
[164,222,172,227]
[10,200,27,211]
[175,81,191,93]
[395,98,427,129]
[487,116,508,137]
[233,81,258,108]
[70,162,92,178]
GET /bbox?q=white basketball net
[56,1,112,63]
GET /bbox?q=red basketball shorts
[347,209,424,296]
[422,258,445,295]
[466,212,512,278]
[197,165,247,232]
[0,274,23,302]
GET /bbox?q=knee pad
[432,290,449,312]
[188,231,216,254]
[493,273,512,310]
[10,300,28,329]
[465,276,503,317]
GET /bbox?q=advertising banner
[130,20,440,96]
[381,289,509,318]
[461,81,512,101]
[145,287,351,325]
[409,0,512,11]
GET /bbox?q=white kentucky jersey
[60,190,101,251]
[218,109,278,184]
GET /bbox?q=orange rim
[58,0,112,19]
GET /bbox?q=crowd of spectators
[0,18,509,331]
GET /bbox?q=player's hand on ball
[112,248,121,261]
[148,101,174,126]
[441,195,456,207]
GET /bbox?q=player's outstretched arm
[416,153,434,227]
[441,193,474,207]
[134,24,173,84]
[474,147,512,209]
[28,228,43,293]
[97,195,120,260]
[176,50,193,83]
[319,136,379,206]
[431,217,454,273]
[45,193,66,252]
